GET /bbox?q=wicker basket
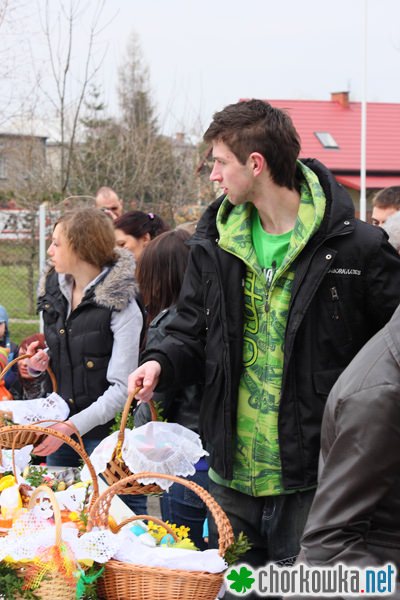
[102,388,163,495]
[0,353,57,449]
[12,485,80,599]
[88,471,235,600]
[0,424,100,506]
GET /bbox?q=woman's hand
[34,420,76,456]
[26,340,49,372]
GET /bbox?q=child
[0,305,18,390]
[0,347,13,400]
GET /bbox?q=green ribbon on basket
[76,564,104,599]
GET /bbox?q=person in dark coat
[297,303,400,598]
[9,333,52,400]
[134,229,208,548]
[128,99,400,574]
[26,207,143,466]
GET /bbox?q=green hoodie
[210,162,326,496]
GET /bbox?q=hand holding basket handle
[128,361,161,403]
[26,339,49,373]
[102,387,162,495]
[0,352,57,394]
[34,419,77,456]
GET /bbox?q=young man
[371,185,400,227]
[129,100,400,569]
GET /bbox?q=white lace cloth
[0,510,225,573]
[81,422,208,490]
[0,511,119,563]
[0,445,33,474]
[0,392,70,425]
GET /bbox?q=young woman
[114,210,169,261]
[135,229,209,549]
[27,207,143,466]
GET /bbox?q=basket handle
[87,471,235,557]
[0,424,99,506]
[27,484,63,547]
[116,386,157,448]
[10,420,85,481]
[112,514,179,540]
[0,353,57,393]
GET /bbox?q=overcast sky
[2,0,400,137]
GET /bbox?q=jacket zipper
[330,285,340,319]
[194,238,234,476]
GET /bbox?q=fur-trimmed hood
[38,247,138,312]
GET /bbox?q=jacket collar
[38,247,138,312]
[194,158,355,245]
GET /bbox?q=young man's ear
[249,152,265,176]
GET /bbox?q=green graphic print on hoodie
[211,162,326,496]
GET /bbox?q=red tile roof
[263,97,400,173]
[336,175,400,190]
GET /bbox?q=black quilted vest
[38,269,114,439]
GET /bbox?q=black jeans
[208,480,315,598]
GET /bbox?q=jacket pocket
[40,302,59,326]
[82,354,110,400]
[313,367,344,397]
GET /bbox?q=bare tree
[70,30,212,223]
[38,0,107,195]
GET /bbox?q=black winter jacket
[298,303,400,587]
[135,306,203,433]
[143,159,400,490]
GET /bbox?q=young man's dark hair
[373,185,400,208]
[203,99,301,189]
[371,185,400,227]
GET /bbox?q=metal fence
[0,207,50,344]
[0,198,106,345]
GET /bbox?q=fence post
[39,202,47,334]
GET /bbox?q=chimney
[331,91,349,108]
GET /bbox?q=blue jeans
[160,470,209,550]
[208,480,315,598]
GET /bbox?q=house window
[314,132,339,149]
[0,156,7,179]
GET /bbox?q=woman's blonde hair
[56,207,117,268]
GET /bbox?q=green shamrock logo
[226,565,255,594]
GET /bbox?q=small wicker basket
[0,353,57,449]
[0,424,100,505]
[12,485,80,599]
[102,388,163,495]
[88,471,235,600]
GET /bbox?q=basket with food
[87,471,235,600]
